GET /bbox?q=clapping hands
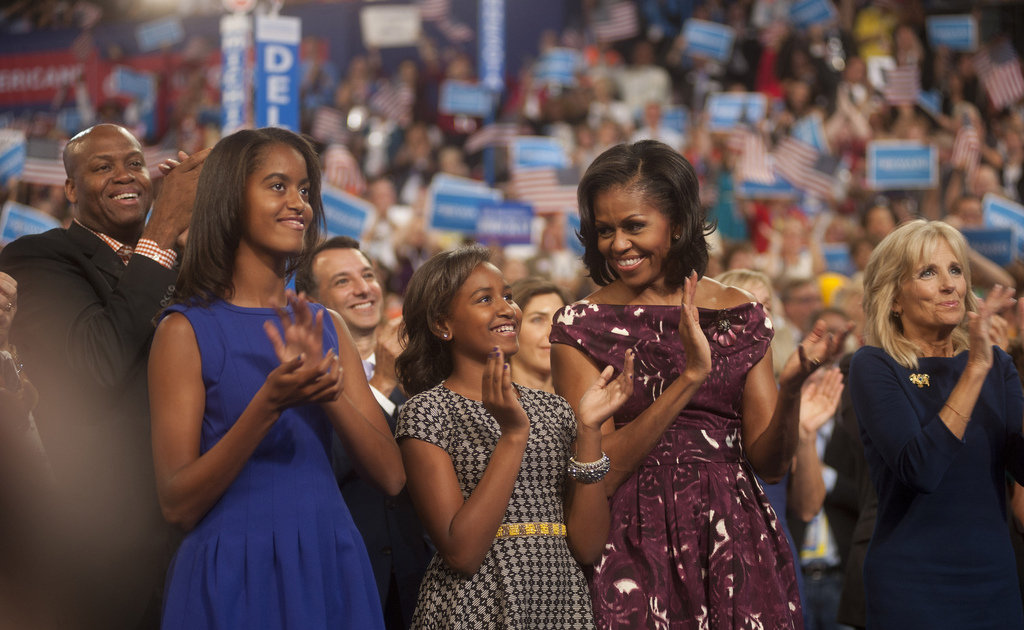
[577,349,635,432]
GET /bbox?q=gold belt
[494,522,566,538]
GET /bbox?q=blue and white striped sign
[866,141,937,190]
[534,48,581,87]
[983,193,1024,256]
[512,136,569,169]
[789,0,838,28]
[707,93,767,131]
[109,66,155,100]
[682,20,735,62]
[439,80,494,117]
[254,15,301,131]
[476,202,533,246]
[0,130,26,183]
[322,185,371,239]
[791,114,828,153]
[0,201,61,245]
[926,15,977,52]
[736,177,799,199]
[220,14,251,134]
[479,0,505,92]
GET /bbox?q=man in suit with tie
[296,236,431,630]
[0,124,207,629]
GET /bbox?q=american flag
[464,123,519,154]
[772,136,836,199]
[592,2,640,43]
[20,137,67,187]
[322,144,366,195]
[950,119,980,177]
[733,128,774,184]
[973,40,1024,111]
[883,64,921,106]
[369,82,414,127]
[419,0,447,22]
[311,107,350,145]
[510,166,578,214]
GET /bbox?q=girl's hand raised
[679,271,711,382]
[577,349,635,431]
[264,291,325,365]
[260,351,343,411]
[967,284,1016,373]
[482,348,530,440]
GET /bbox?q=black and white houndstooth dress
[396,384,596,630]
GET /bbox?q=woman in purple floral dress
[550,141,847,629]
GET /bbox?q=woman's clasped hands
[262,291,344,410]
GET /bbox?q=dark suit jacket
[333,385,432,630]
[0,222,177,630]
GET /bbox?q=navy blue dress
[849,345,1024,629]
[160,300,384,630]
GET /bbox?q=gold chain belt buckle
[494,522,567,538]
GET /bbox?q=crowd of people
[2,0,1024,629]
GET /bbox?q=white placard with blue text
[0,130,26,183]
[220,14,251,134]
[479,0,505,92]
[533,48,581,87]
[254,15,300,131]
[476,202,533,246]
[926,15,977,52]
[866,141,937,190]
[707,93,767,131]
[0,201,61,245]
[983,193,1024,256]
[789,0,837,28]
[439,81,494,117]
[512,136,569,169]
[322,185,371,239]
[682,20,735,62]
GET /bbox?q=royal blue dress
[160,300,384,630]
[849,345,1024,629]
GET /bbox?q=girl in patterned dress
[549,141,850,629]
[393,246,634,629]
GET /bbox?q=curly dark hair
[174,128,324,304]
[396,245,492,396]
[576,140,713,288]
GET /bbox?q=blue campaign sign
[566,211,584,256]
[789,0,837,28]
[962,227,1014,266]
[479,0,505,92]
[431,173,496,196]
[0,201,61,245]
[707,93,767,131]
[791,114,828,153]
[439,80,494,117]
[220,14,251,134]
[109,66,155,99]
[512,136,568,169]
[736,177,799,199]
[431,192,487,233]
[983,193,1024,255]
[926,15,977,52]
[661,107,689,134]
[682,19,735,62]
[0,130,26,183]
[866,142,937,190]
[476,202,533,246]
[322,185,370,239]
[254,15,301,131]
[917,89,943,118]
[822,243,855,276]
[136,16,185,52]
[533,48,581,87]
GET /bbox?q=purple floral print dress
[550,300,803,630]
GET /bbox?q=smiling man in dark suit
[0,124,208,630]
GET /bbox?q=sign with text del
[254,14,300,131]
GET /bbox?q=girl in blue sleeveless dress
[149,128,405,629]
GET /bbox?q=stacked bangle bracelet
[567,452,610,484]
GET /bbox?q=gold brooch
[909,374,930,388]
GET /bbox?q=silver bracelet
[567,452,610,484]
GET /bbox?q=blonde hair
[862,220,977,369]
[715,268,774,301]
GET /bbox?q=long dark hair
[576,140,713,288]
[174,128,324,304]
[396,246,492,396]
